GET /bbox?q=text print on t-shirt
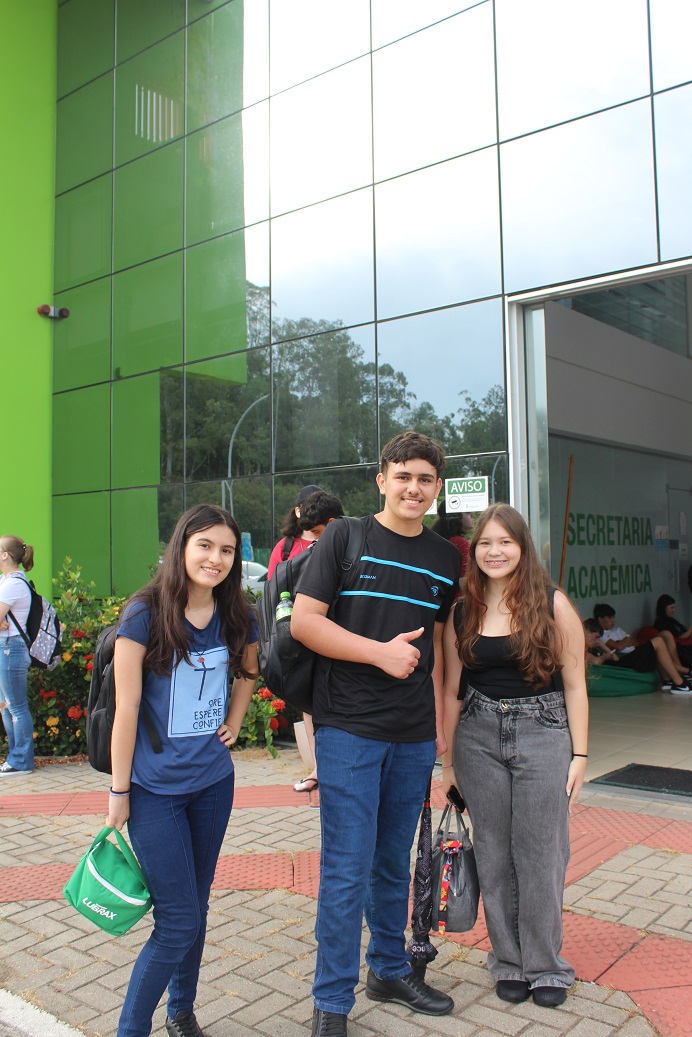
[168,645,229,737]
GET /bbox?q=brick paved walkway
[1,749,691,1037]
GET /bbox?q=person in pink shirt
[266,485,324,579]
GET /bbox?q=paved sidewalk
[1,749,691,1037]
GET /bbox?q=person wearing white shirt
[593,603,692,695]
[0,535,36,773]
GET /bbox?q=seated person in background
[292,490,345,796]
[593,604,692,694]
[584,618,619,665]
[654,595,692,667]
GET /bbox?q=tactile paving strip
[561,912,643,982]
[629,986,692,1037]
[570,804,670,842]
[641,820,692,854]
[566,830,628,885]
[0,862,73,901]
[291,850,320,898]
[213,851,294,890]
[600,933,692,991]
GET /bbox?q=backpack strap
[281,536,294,562]
[4,573,33,647]
[335,517,366,592]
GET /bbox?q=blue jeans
[0,635,34,771]
[455,688,574,989]
[117,773,234,1037]
[313,726,436,1015]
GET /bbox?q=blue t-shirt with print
[117,601,258,795]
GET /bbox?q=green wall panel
[55,174,113,291]
[1,0,56,590]
[186,115,246,245]
[111,489,161,596]
[186,233,249,361]
[113,143,183,270]
[187,3,244,131]
[53,278,112,391]
[116,0,185,64]
[58,0,115,99]
[56,72,113,194]
[115,34,184,165]
[53,385,111,494]
[53,492,111,597]
[113,254,183,377]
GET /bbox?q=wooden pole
[559,455,575,588]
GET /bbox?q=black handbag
[431,803,480,934]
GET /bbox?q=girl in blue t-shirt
[107,504,259,1037]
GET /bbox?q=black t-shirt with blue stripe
[298,514,460,742]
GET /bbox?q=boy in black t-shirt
[292,432,460,1037]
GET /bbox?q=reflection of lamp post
[222,394,269,515]
[490,454,503,503]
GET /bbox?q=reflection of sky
[649,0,692,92]
[269,0,370,95]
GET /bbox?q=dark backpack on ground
[7,573,62,670]
[257,516,366,713]
[86,624,162,774]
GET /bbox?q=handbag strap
[438,803,469,844]
[90,826,148,887]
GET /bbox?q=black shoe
[532,986,567,1008]
[311,1008,347,1036]
[165,1010,205,1037]
[496,980,530,1003]
[365,968,453,1016]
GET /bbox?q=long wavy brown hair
[125,505,256,678]
[454,503,564,688]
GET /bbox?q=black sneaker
[496,979,530,1003]
[365,968,454,1016]
[165,1011,205,1037]
[311,1008,348,1036]
[532,986,567,1008]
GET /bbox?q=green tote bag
[64,826,152,936]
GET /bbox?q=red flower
[40,689,57,700]
[268,717,279,730]
[71,629,87,638]
[83,653,94,662]
[86,661,94,672]
[67,705,83,720]
[277,715,289,730]
[271,699,286,713]
[258,687,273,700]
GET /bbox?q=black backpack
[86,624,162,774]
[6,573,62,670]
[257,517,366,713]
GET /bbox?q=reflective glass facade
[52,0,692,594]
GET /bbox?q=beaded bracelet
[109,788,131,796]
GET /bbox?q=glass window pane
[186,223,269,363]
[53,385,111,494]
[112,370,184,488]
[375,150,501,319]
[501,101,657,293]
[185,350,272,482]
[269,0,370,94]
[53,278,111,391]
[113,142,183,270]
[273,467,380,541]
[116,0,184,63]
[113,253,183,377]
[56,73,113,194]
[650,0,692,92]
[115,35,184,166]
[55,175,112,292]
[58,0,114,98]
[655,84,692,262]
[273,325,377,472]
[371,0,478,50]
[496,0,650,140]
[377,301,506,453]
[187,3,244,130]
[53,492,111,596]
[373,7,495,182]
[271,189,374,332]
[270,58,372,216]
[443,454,509,508]
[186,103,269,245]
[112,486,184,596]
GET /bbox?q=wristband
[572,754,588,758]
[441,765,454,769]
[109,788,131,796]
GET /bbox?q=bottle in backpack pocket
[275,592,300,663]
[275,591,293,622]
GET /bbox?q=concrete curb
[0,991,84,1037]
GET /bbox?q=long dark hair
[655,594,675,623]
[454,503,566,687]
[126,505,255,678]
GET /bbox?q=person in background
[0,535,37,775]
[431,503,473,580]
[442,504,588,1009]
[107,504,258,1037]
[654,594,692,667]
[292,491,345,796]
[593,603,691,694]
[266,485,324,579]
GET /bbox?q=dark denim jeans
[313,726,436,1015]
[0,635,34,771]
[455,688,574,989]
[117,773,234,1037]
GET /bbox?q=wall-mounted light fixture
[37,305,70,319]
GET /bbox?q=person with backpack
[0,535,37,775]
[290,432,461,1037]
[105,504,259,1037]
[266,484,324,579]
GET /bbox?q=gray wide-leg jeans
[455,687,575,990]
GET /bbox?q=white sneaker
[0,762,34,774]
[668,684,692,695]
